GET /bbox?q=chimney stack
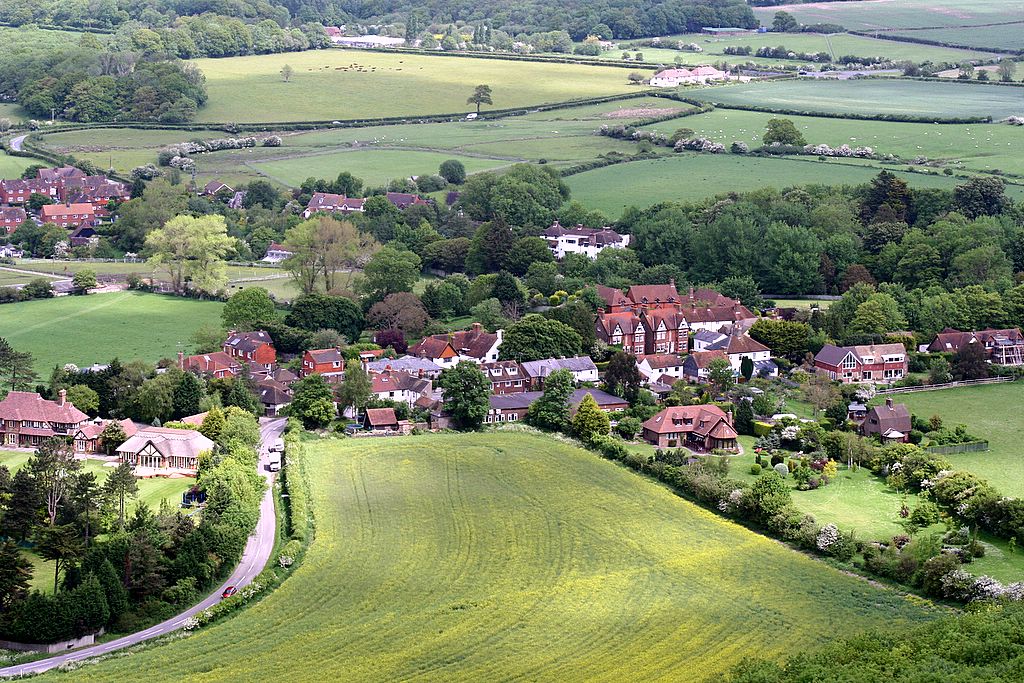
[58,389,66,407]
[885,397,894,409]
[471,322,482,333]
[178,351,185,369]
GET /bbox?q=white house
[519,356,599,388]
[262,242,293,263]
[649,65,730,87]
[408,324,502,367]
[706,334,778,377]
[636,354,688,383]
[542,221,630,260]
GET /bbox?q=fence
[926,441,990,455]
[876,376,1013,395]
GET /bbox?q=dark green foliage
[734,400,755,436]
[284,294,364,342]
[604,351,642,403]
[172,372,204,419]
[437,362,491,430]
[526,368,574,432]
[289,373,336,428]
[499,315,582,363]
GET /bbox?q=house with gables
[73,418,139,454]
[179,351,241,379]
[682,350,730,383]
[262,242,293,263]
[706,334,777,377]
[0,390,89,448]
[370,370,433,406]
[636,354,688,383]
[814,343,907,384]
[409,323,502,367]
[859,397,912,443]
[542,221,630,260]
[479,361,527,394]
[257,379,292,417]
[0,178,60,205]
[303,192,365,217]
[0,206,26,233]
[641,405,738,451]
[223,330,277,370]
[484,388,628,425]
[364,355,443,378]
[385,192,429,209]
[301,348,345,378]
[116,426,214,475]
[927,328,1024,366]
[519,356,599,389]
[595,310,648,355]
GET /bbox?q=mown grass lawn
[45,431,939,682]
[189,49,640,123]
[0,291,225,374]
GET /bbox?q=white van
[266,453,281,472]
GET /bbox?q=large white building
[542,221,630,260]
[649,66,731,87]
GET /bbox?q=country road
[9,135,26,152]
[0,417,287,678]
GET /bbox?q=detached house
[0,390,89,448]
[542,221,630,259]
[928,328,1024,366]
[409,323,502,367]
[262,242,293,263]
[385,192,429,209]
[73,418,139,454]
[116,426,214,475]
[814,343,907,384]
[364,355,444,378]
[223,331,277,370]
[706,334,777,377]
[860,398,912,443]
[682,350,730,383]
[370,370,433,406]
[257,379,292,417]
[201,180,233,196]
[636,354,688,383]
[179,351,241,379]
[641,405,738,451]
[301,348,345,378]
[40,203,96,228]
[303,192,365,217]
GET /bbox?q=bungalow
[40,203,96,228]
[0,206,26,233]
[860,398,912,443]
[301,348,345,378]
[641,405,738,451]
[262,242,293,264]
[682,350,730,383]
[385,192,429,209]
[519,356,599,388]
[480,360,527,394]
[0,390,89,449]
[201,180,233,196]
[116,426,214,475]
[303,192,365,217]
[362,407,403,433]
[73,418,139,455]
[258,379,292,417]
[409,323,502,367]
[483,388,627,425]
[223,330,277,369]
[649,65,730,87]
[636,354,687,382]
[814,343,907,384]
[179,351,241,379]
[542,221,630,260]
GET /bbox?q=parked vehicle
[266,453,281,472]
[222,585,237,599]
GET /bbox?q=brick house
[682,350,730,383]
[302,192,365,217]
[859,397,912,443]
[385,192,429,209]
[223,331,277,369]
[928,328,1024,366]
[38,166,86,184]
[179,351,241,379]
[62,177,130,219]
[73,418,139,454]
[595,311,648,355]
[0,178,60,204]
[0,390,89,448]
[641,405,738,451]
[814,343,907,384]
[40,203,97,228]
[302,348,345,378]
[483,388,627,425]
[519,356,599,389]
[409,323,502,367]
[0,206,26,233]
[479,361,526,394]
[370,370,433,406]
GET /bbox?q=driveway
[0,417,287,678]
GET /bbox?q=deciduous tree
[437,362,490,430]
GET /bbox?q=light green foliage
[437,362,491,430]
[146,215,235,295]
[222,287,278,330]
[572,393,610,443]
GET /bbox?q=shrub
[773,463,789,477]
[750,463,763,475]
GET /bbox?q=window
[862,371,872,380]
[841,355,856,370]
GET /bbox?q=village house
[542,221,630,259]
[385,192,429,209]
[814,343,908,384]
[179,351,241,379]
[333,35,407,48]
[0,244,24,259]
[40,203,97,229]
[257,379,292,417]
[927,328,1024,366]
[636,354,688,383]
[364,355,444,378]
[0,206,26,233]
[483,388,628,425]
[362,407,410,433]
[370,370,433,406]
[860,398,912,443]
[595,310,648,355]
[302,192,365,217]
[706,334,777,377]
[519,356,599,389]
[682,350,730,383]
[223,331,277,370]
[73,418,139,454]
[641,405,738,451]
[37,166,85,184]
[649,65,731,87]
[0,390,89,448]
[201,180,233,197]
[301,348,345,378]
[409,323,502,367]
[262,242,293,263]
[691,329,727,352]
[0,178,60,204]
[62,176,129,218]
[116,426,214,475]
[480,361,527,394]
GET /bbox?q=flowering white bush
[816,523,839,551]
[803,143,874,158]
[674,137,725,153]
[163,137,259,158]
[278,554,294,568]
[1008,116,1024,126]
[169,156,196,173]
[262,136,283,147]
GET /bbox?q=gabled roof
[365,355,444,375]
[370,370,431,395]
[258,379,292,405]
[692,329,727,344]
[636,353,686,370]
[627,283,680,306]
[685,350,729,370]
[116,427,214,460]
[41,203,94,217]
[596,311,644,336]
[708,334,769,355]
[385,192,428,209]
[411,327,499,360]
[641,405,735,437]
[519,356,597,378]
[596,284,630,309]
[0,391,88,424]
[224,330,274,354]
[306,348,343,364]
[365,407,398,426]
[480,360,522,381]
[203,180,232,195]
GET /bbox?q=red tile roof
[0,391,89,424]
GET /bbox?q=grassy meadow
[0,150,35,180]
[567,153,964,216]
[43,431,938,682]
[642,109,1024,175]
[189,50,642,123]
[0,291,225,373]
[686,78,1024,120]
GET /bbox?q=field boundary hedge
[329,45,661,71]
[847,28,1022,56]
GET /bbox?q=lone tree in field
[763,118,805,146]
[467,84,493,115]
[281,64,293,82]
[997,58,1016,82]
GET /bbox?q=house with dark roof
[814,343,907,384]
[385,192,429,209]
[860,398,912,443]
[0,205,26,233]
[303,192,365,217]
[409,323,502,367]
[706,334,776,377]
[641,405,737,451]
[117,426,214,475]
[636,354,687,383]
[682,350,730,383]
[223,330,277,369]
[0,390,89,448]
[519,356,599,388]
[302,348,345,378]
[258,379,293,417]
[38,166,85,183]
[0,178,60,204]
[542,221,630,259]
[691,329,728,352]
[370,370,433,406]
[202,180,233,196]
[480,361,527,394]
[595,310,648,355]
[928,328,1024,366]
[483,388,627,425]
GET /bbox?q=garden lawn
[567,153,964,216]
[45,431,939,683]
[0,291,225,374]
[189,50,640,123]
[685,79,1024,120]
[642,109,1024,176]
[895,382,1024,497]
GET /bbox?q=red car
[222,585,238,599]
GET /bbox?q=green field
[896,382,1024,497]
[642,108,1024,175]
[567,153,965,216]
[47,431,938,682]
[37,98,671,187]
[0,291,225,373]
[686,79,1024,120]
[0,150,34,180]
[751,0,1024,51]
[602,31,991,66]
[189,49,641,123]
